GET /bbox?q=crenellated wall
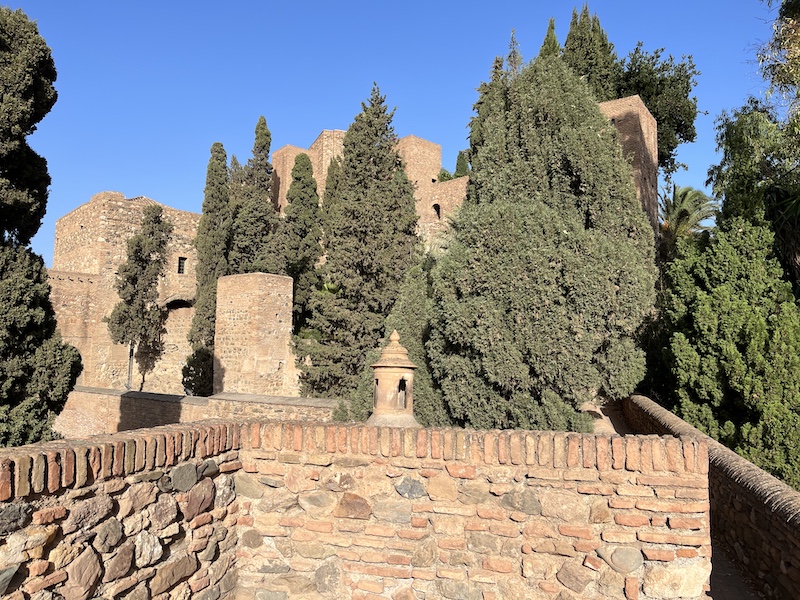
[624,394,800,599]
[0,421,243,599]
[0,418,712,600]
[235,422,712,599]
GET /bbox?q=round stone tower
[366,331,420,428]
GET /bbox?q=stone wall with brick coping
[53,387,337,439]
[0,421,243,599]
[235,422,712,599]
[623,394,800,598]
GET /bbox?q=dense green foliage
[282,153,322,331]
[0,8,81,445]
[185,142,230,396]
[538,18,561,59]
[454,150,470,178]
[347,257,449,426]
[106,205,173,389]
[663,217,800,488]
[229,116,284,275]
[559,6,698,176]
[426,54,656,431]
[658,185,716,263]
[300,86,419,398]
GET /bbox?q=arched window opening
[433,204,441,220]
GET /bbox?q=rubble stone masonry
[0,421,710,600]
[624,394,800,599]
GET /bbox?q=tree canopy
[0,8,81,445]
[106,204,173,390]
[427,54,656,431]
[301,86,419,398]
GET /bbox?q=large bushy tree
[426,54,656,431]
[107,204,173,390]
[228,116,284,275]
[562,5,621,102]
[301,86,419,398]
[282,153,322,331]
[185,142,230,396]
[663,217,800,488]
[0,8,81,445]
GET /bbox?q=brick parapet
[624,394,800,598]
[236,422,711,599]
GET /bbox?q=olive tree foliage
[300,86,419,398]
[426,54,656,431]
[663,217,800,488]
[106,204,173,390]
[0,8,81,445]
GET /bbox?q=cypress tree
[106,204,173,390]
[427,55,656,431]
[283,153,322,331]
[0,8,82,445]
[229,116,283,275]
[185,142,230,395]
[301,86,419,398]
[454,150,470,178]
[562,5,621,101]
[539,18,561,59]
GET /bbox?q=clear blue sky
[12,1,777,266]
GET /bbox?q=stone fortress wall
[0,419,712,600]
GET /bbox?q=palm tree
[658,185,718,262]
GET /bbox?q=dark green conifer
[0,8,81,445]
[538,18,560,59]
[106,204,173,390]
[185,142,230,396]
[229,116,284,275]
[283,153,322,331]
[454,150,470,178]
[427,55,656,431]
[562,5,621,101]
[301,86,419,398]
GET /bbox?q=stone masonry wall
[213,274,300,397]
[624,394,800,599]
[235,423,712,600]
[53,387,337,439]
[0,421,243,599]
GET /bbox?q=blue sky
[12,1,778,266]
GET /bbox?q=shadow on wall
[117,390,208,432]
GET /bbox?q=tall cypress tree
[283,153,322,331]
[427,55,656,431]
[562,5,621,101]
[229,116,283,275]
[185,142,230,396]
[107,204,173,390]
[0,8,81,445]
[454,150,470,178]
[301,86,419,397]
[539,18,561,59]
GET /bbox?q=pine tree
[538,18,561,59]
[0,8,81,445]
[427,55,656,431]
[301,86,419,398]
[229,116,284,275]
[562,5,621,101]
[283,153,322,331]
[185,142,230,396]
[106,204,173,390]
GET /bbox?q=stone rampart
[0,421,242,599]
[52,387,337,439]
[236,423,712,599]
[624,394,800,598]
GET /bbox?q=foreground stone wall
[236,423,712,599]
[0,421,242,599]
[624,394,800,599]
